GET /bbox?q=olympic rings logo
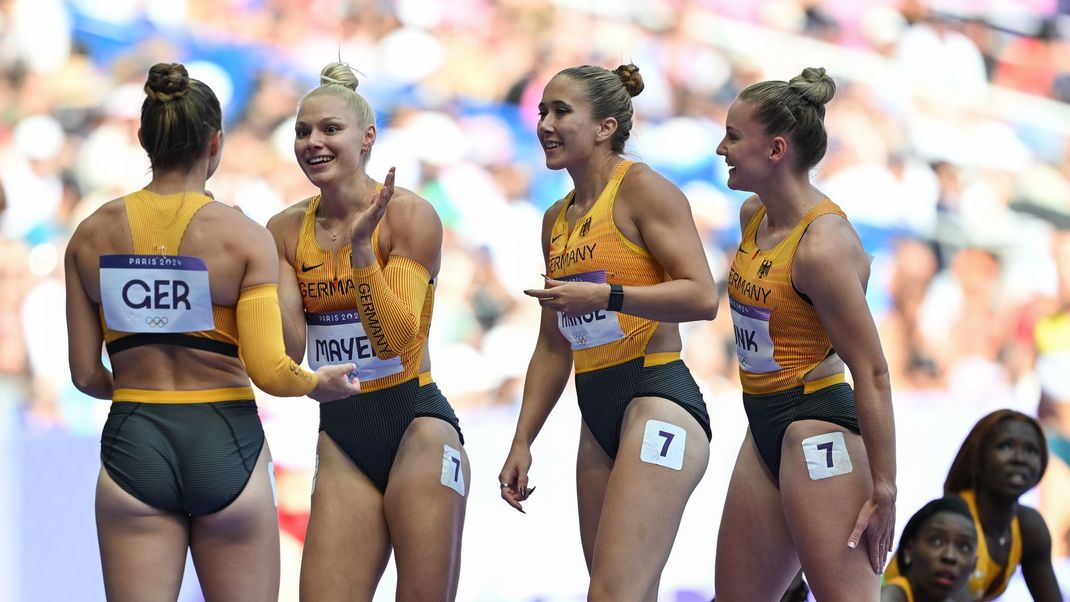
[145,316,169,328]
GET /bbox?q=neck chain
[317,185,377,242]
[318,212,351,242]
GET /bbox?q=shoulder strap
[124,190,213,255]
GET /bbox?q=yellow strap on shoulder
[350,255,430,359]
[237,283,317,396]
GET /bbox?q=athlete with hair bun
[713,67,896,601]
[267,61,468,601]
[498,63,719,601]
[65,62,359,601]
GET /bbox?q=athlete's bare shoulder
[385,186,441,230]
[70,197,127,247]
[739,194,762,232]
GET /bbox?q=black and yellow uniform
[727,198,860,480]
[885,489,1023,601]
[882,576,915,602]
[296,191,462,492]
[547,160,710,457]
[101,190,239,360]
[99,190,316,515]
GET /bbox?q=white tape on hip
[441,444,465,496]
[640,419,686,471]
[801,431,854,480]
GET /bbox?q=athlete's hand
[350,167,395,244]
[847,481,896,573]
[309,363,361,402]
[498,442,536,513]
[524,278,610,316]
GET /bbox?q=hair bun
[320,62,360,91]
[614,64,644,98]
[788,66,836,106]
[145,63,190,102]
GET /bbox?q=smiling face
[537,75,607,170]
[904,511,978,601]
[980,419,1044,498]
[716,100,779,192]
[294,94,372,188]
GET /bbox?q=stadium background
[2,0,1070,599]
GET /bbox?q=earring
[903,553,911,567]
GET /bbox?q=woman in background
[881,496,977,602]
[886,409,1062,600]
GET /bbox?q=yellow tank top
[546,161,668,374]
[295,191,433,392]
[727,198,846,395]
[884,489,1022,601]
[883,576,915,602]
[961,489,1022,600]
[101,190,238,348]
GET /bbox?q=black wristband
[608,283,624,312]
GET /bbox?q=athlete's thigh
[779,419,877,602]
[301,432,391,602]
[588,396,709,602]
[576,420,613,572]
[95,467,189,602]
[190,442,280,602]
[384,417,468,602]
[714,430,799,602]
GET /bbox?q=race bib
[99,254,214,333]
[729,297,781,374]
[555,270,625,351]
[306,310,404,381]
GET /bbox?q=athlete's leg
[714,430,800,602]
[383,417,469,602]
[780,420,877,602]
[190,443,280,601]
[576,420,613,572]
[587,397,710,602]
[300,432,392,602]
[96,467,189,602]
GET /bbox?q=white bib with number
[556,270,624,351]
[306,310,404,381]
[729,297,782,374]
[99,254,215,333]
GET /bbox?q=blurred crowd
[3,0,1070,597]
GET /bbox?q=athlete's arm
[793,213,896,573]
[266,209,307,362]
[530,165,718,321]
[348,177,439,359]
[619,165,718,320]
[879,583,909,602]
[501,202,574,513]
[64,219,113,399]
[1017,506,1062,601]
[236,221,359,401]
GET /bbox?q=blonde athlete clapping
[267,62,468,601]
